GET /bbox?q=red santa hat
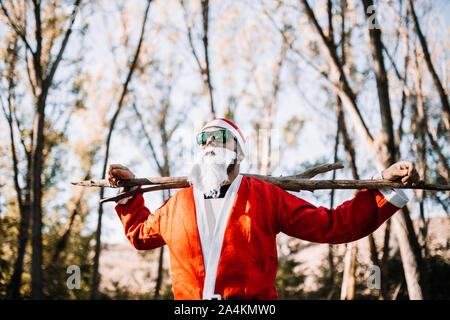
[201,118,246,156]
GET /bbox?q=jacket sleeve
[115,187,166,250]
[275,187,408,244]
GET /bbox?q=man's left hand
[381,161,420,186]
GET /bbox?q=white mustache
[198,146,237,165]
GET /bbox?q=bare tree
[296,0,428,299]
[407,0,450,131]
[91,0,152,299]
[179,0,216,120]
[131,93,183,299]
[0,32,33,299]
[361,0,429,299]
[257,39,290,176]
[0,0,83,299]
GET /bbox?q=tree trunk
[7,200,31,299]
[340,242,357,300]
[391,212,424,300]
[407,0,450,131]
[361,0,396,164]
[153,189,169,300]
[153,112,172,300]
[380,219,391,299]
[30,91,48,300]
[361,0,428,299]
[153,246,165,299]
[200,0,215,120]
[412,48,429,259]
[327,103,340,300]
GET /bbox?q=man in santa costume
[108,118,419,300]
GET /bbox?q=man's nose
[205,135,215,147]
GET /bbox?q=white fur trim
[372,172,409,208]
[116,186,138,205]
[193,174,243,299]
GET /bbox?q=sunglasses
[196,129,231,146]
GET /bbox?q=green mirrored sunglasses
[196,129,230,145]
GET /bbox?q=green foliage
[159,282,174,300]
[276,257,307,299]
[426,254,450,300]
[99,262,174,300]
[0,215,17,298]
[275,239,307,299]
[308,248,344,300]
[42,230,95,300]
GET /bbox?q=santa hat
[201,118,246,156]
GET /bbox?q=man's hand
[381,161,420,186]
[107,164,135,187]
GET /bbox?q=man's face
[188,126,238,197]
[199,126,238,156]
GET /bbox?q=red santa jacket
[115,176,403,300]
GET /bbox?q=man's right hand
[107,164,135,187]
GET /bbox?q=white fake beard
[187,146,237,198]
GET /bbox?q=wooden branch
[100,183,188,204]
[70,162,450,203]
[74,163,344,188]
[93,178,449,204]
[295,162,344,179]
